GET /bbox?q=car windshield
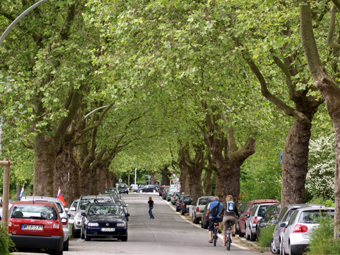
[118,184,127,188]
[79,198,112,210]
[11,205,57,220]
[299,210,334,224]
[88,205,121,216]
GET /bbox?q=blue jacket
[209,199,222,219]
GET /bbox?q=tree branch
[326,5,340,50]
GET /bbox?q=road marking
[163,198,249,250]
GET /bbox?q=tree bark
[161,165,171,186]
[203,167,216,196]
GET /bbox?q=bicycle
[225,220,233,251]
[213,222,219,246]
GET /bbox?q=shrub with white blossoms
[306,133,335,200]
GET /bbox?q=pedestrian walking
[148,196,155,219]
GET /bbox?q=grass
[257,224,275,247]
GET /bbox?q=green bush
[257,224,275,247]
[0,225,15,254]
[306,216,340,255]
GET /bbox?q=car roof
[10,200,56,207]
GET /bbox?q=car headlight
[88,222,99,227]
[117,223,126,227]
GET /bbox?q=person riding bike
[219,195,239,246]
[206,196,223,243]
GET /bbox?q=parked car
[117,184,129,194]
[165,186,178,201]
[158,185,169,196]
[201,202,211,229]
[256,203,281,238]
[139,185,157,193]
[245,203,275,241]
[104,187,120,198]
[129,184,139,192]
[170,192,180,205]
[80,202,129,241]
[175,195,185,212]
[281,206,334,255]
[114,198,129,221]
[238,199,279,237]
[72,194,115,238]
[270,203,324,255]
[8,201,66,255]
[67,199,79,225]
[179,195,193,215]
[20,196,70,251]
[192,196,214,224]
[161,187,170,200]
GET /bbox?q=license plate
[22,224,43,230]
[101,228,115,232]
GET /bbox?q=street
[61,193,271,255]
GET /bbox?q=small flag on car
[57,187,67,206]
[19,185,24,201]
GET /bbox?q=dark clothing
[219,201,239,217]
[208,217,221,231]
[148,200,154,218]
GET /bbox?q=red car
[8,201,65,255]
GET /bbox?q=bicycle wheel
[213,227,217,247]
[226,230,231,251]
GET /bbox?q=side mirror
[125,213,130,217]
[244,214,249,218]
[81,212,86,217]
[280,222,287,228]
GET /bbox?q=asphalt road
[58,193,271,255]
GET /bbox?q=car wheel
[176,207,180,212]
[250,230,256,241]
[85,230,91,241]
[239,230,245,238]
[181,209,185,215]
[63,238,69,251]
[270,238,279,254]
[80,227,85,239]
[72,224,80,238]
[246,226,250,240]
[203,220,208,229]
[288,241,297,255]
[193,215,199,224]
[50,250,63,255]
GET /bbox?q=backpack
[210,202,221,217]
[226,201,234,213]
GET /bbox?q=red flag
[57,187,67,206]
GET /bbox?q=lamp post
[0,0,49,46]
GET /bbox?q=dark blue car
[80,202,130,241]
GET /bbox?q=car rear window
[11,205,57,220]
[199,198,213,205]
[299,210,334,224]
[183,197,193,202]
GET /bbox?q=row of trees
[1,0,340,236]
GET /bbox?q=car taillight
[182,203,185,207]
[61,218,68,226]
[253,216,258,224]
[196,207,199,212]
[8,221,12,233]
[293,224,308,233]
[176,202,180,205]
[205,216,209,219]
[53,223,60,229]
[52,221,63,236]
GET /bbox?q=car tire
[121,235,128,242]
[181,209,185,215]
[288,241,297,255]
[203,220,208,229]
[239,231,245,238]
[250,230,256,241]
[176,207,180,212]
[72,224,80,238]
[50,249,63,255]
[193,214,199,224]
[63,238,69,251]
[246,226,250,240]
[270,238,279,254]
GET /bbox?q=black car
[117,184,129,194]
[256,203,281,238]
[139,185,156,193]
[80,202,129,241]
[180,195,193,215]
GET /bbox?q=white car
[191,196,214,224]
[20,196,70,251]
[281,206,334,255]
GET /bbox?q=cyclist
[219,195,239,246]
[206,196,222,243]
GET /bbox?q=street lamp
[0,0,49,46]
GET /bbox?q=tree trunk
[281,119,312,208]
[214,171,224,200]
[161,165,171,186]
[150,171,155,185]
[203,167,216,196]
[108,170,115,187]
[97,165,109,194]
[33,133,56,197]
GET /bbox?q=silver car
[20,196,70,251]
[245,203,275,241]
[270,204,325,254]
[191,196,214,224]
[72,194,115,238]
[67,199,79,225]
[281,206,334,255]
